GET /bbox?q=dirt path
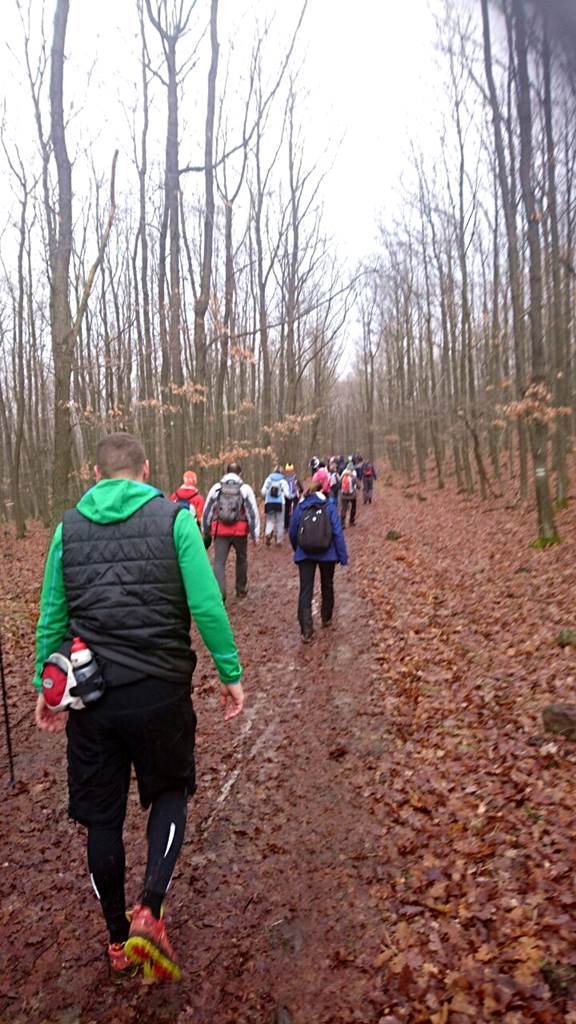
[0,507,386,1024]
[1,485,576,1023]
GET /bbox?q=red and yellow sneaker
[124,904,182,982]
[107,942,140,982]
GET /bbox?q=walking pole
[0,634,15,785]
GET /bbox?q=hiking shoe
[108,942,139,982]
[301,633,313,644]
[265,535,272,547]
[124,904,182,982]
[321,618,332,628]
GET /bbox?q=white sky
[299,0,443,263]
[2,0,444,270]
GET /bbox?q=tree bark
[193,0,219,452]
[513,0,558,543]
[49,0,74,520]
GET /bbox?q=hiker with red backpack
[340,462,359,528]
[289,479,348,642]
[169,470,205,522]
[202,462,260,601]
[362,461,377,504]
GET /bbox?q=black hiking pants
[284,497,298,530]
[297,559,336,637]
[66,678,195,943]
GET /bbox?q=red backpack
[342,472,356,496]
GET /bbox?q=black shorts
[66,678,196,829]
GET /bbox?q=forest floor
[1,473,576,1024]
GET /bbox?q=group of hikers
[168,452,377,638]
[33,433,377,985]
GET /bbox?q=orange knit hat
[183,470,197,487]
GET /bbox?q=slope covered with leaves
[354,480,576,1023]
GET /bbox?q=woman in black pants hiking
[289,480,348,642]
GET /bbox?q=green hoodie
[33,478,242,689]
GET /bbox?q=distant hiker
[202,462,260,600]
[169,470,205,523]
[289,479,348,642]
[328,457,341,503]
[362,461,377,504]
[353,454,364,483]
[340,462,358,528]
[313,462,331,496]
[309,456,320,475]
[33,432,244,983]
[261,466,290,546]
[336,454,346,475]
[283,463,302,529]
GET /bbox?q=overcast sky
[2,0,444,270]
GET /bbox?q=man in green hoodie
[34,433,244,983]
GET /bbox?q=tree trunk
[49,0,74,520]
[193,0,219,452]
[513,0,558,543]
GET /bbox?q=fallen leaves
[354,478,576,1022]
[3,480,576,1023]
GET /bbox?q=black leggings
[88,788,187,943]
[297,559,336,636]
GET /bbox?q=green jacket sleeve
[33,524,69,691]
[173,511,242,685]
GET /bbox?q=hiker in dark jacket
[362,461,377,504]
[33,432,244,983]
[289,481,348,642]
[283,463,303,529]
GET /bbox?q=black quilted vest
[61,497,196,685]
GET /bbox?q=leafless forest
[1,0,576,543]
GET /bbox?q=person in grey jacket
[202,463,260,600]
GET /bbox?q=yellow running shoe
[124,904,182,983]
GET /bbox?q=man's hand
[221,682,245,721]
[35,692,68,733]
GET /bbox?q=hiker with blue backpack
[261,466,291,546]
[289,479,348,643]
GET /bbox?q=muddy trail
[1,481,576,1023]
